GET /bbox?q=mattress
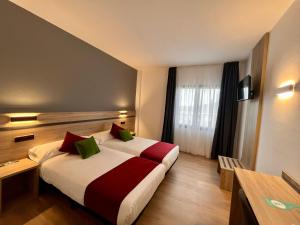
[101,136,179,171]
[40,145,165,225]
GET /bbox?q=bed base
[166,156,179,174]
[40,178,115,225]
[39,178,151,225]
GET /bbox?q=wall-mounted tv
[237,75,254,101]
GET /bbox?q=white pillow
[28,140,64,163]
[91,130,113,144]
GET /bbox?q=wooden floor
[0,153,231,225]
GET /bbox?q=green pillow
[119,130,134,142]
[75,137,100,159]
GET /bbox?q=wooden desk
[229,168,300,225]
[0,158,39,213]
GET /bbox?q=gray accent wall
[0,1,137,113]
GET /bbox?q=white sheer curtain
[174,65,222,158]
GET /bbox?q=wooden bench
[218,156,244,191]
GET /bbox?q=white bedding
[101,136,179,171]
[40,145,165,225]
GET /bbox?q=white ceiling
[10,0,294,68]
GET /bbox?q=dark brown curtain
[211,62,239,159]
[161,67,176,143]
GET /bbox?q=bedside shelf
[0,158,39,213]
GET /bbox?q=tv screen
[237,75,252,101]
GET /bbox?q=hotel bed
[92,130,179,171]
[29,141,165,225]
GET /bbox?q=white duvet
[101,136,179,171]
[40,145,165,225]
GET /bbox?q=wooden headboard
[0,111,135,163]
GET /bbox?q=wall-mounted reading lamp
[10,115,38,122]
[119,110,128,115]
[8,113,39,125]
[276,80,295,100]
[119,110,128,124]
[119,110,128,118]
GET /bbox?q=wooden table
[229,168,300,225]
[0,158,39,213]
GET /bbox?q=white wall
[256,1,300,180]
[135,70,142,135]
[135,67,168,140]
[233,60,247,158]
[234,55,252,159]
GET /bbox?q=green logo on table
[265,198,300,211]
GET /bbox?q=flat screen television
[237,75,253,101]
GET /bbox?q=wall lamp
[9,113,38,122]
[11,115,37,122]
[119,110,128,119]
[276,80,296,100]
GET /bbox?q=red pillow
[59,132,86,154]
[110,123,124,139]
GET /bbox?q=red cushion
[110,123,124,139]
[59,132,86,154]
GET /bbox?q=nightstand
[0,158,39,213]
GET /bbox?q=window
[174,64,222,157]
[177,85,220,129]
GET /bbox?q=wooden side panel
[0,111,135,163]
[0,180,2,213]
[241,33,269,170]
[229,173,243,225]
[220,169,234,191]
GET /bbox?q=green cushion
[119,130,134,142]
[75,137,100,159]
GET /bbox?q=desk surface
[235,168,300,225]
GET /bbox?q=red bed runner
[84,157,159,225]
[140,142,176,163]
